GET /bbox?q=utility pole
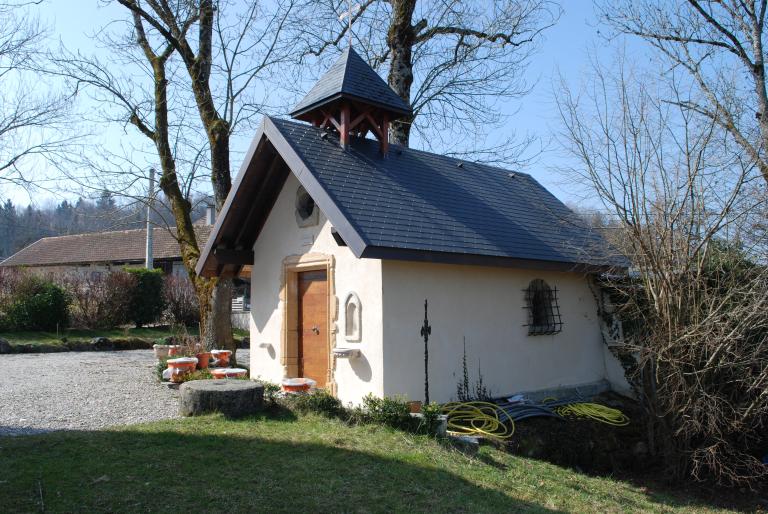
[145,167,155,269]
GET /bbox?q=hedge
[0,273,69,331]
[125,268,165,327]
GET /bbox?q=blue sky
[6,0,649,208]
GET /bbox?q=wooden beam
[331,229,347,247]
[213,248,254,265]
[340,104,351,148]
[234,156,290,247]
[320,110,341,132]
[349,107,372,131]
[380,115,389,155]
[364,112,385,140]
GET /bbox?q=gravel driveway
[0,349,249,436]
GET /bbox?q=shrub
[0,267,28,307]
[257,379,282,407]
[347,395,442,435]
[419,402,443,435]
[59,271,136,329]
[278,390,443,436]
[360,394,413,430]
[125,268,165,327]
[599,243,768,486]
[289,389,344,418]
[155,356,170,381]
[175,369,214,383]
[0,275,69,331]
[162,275,199,326]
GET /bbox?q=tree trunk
[204,278,236,365]
[387,0,417,146]
[120,3,236,356]
[187,2,234,356]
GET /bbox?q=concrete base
[449,435,480,455]
[509,380,612,403]
[179,380,264,418]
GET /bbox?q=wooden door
[297,270,329,387]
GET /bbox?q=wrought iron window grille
[523,279,563,335]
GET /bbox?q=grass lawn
[0,413,755,513]
[0,325,249,346]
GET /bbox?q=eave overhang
[195,117,369,278]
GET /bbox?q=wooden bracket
[213,247,255,265]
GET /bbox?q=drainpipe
[145,168,155,269]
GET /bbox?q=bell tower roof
[290,47,411,120]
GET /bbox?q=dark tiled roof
[290,47,411,118]
[1,225,212,267]
[269,117,625,268]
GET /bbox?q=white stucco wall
[249,173,384,405]
[249,174,628,405]
[380,261,617,403]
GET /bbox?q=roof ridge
[271,117,532,178]
[339,46,360,92]
[30,225,183,242]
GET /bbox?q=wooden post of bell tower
[340,104,351,149]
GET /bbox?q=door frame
[280,253,337,394]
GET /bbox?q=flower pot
[210,367,248,379]
[153,344,171,360]
[407,401,423,414]
[167,345,182,357]
[166,357,198,383]
[281,377,317,393]
[195,352,211,369]
[210,349,232,367]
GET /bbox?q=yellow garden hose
[542,398,630,426]
[440,401,515,441]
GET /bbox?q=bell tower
[290,47,412,155]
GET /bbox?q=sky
[3,0,651,208]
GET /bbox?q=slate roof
[196,116,627,277]
[290,47,411,118]
[1,225,212,267]
[270,118,625,268]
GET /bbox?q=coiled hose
[440,401,515,441]
[542,398,630,426]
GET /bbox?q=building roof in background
[0,225,212,267]
[290,47,412,118]
[197,116,628,277]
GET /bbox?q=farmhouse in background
[198,47,629,404]
[0,217,213,277]
[0,209,252,328]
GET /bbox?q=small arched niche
[344,292,362,342]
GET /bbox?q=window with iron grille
[524,279,563,335]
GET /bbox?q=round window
[296,187,316,221]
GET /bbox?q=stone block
[179,379,264,418]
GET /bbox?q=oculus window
[295,186,319,227]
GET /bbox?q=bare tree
[597,0,768,186]
[0,1,72,191]
[558,58,768,486]
[53,0,295,360]
[293,0,558,159]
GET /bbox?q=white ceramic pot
[153,344,171,360]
